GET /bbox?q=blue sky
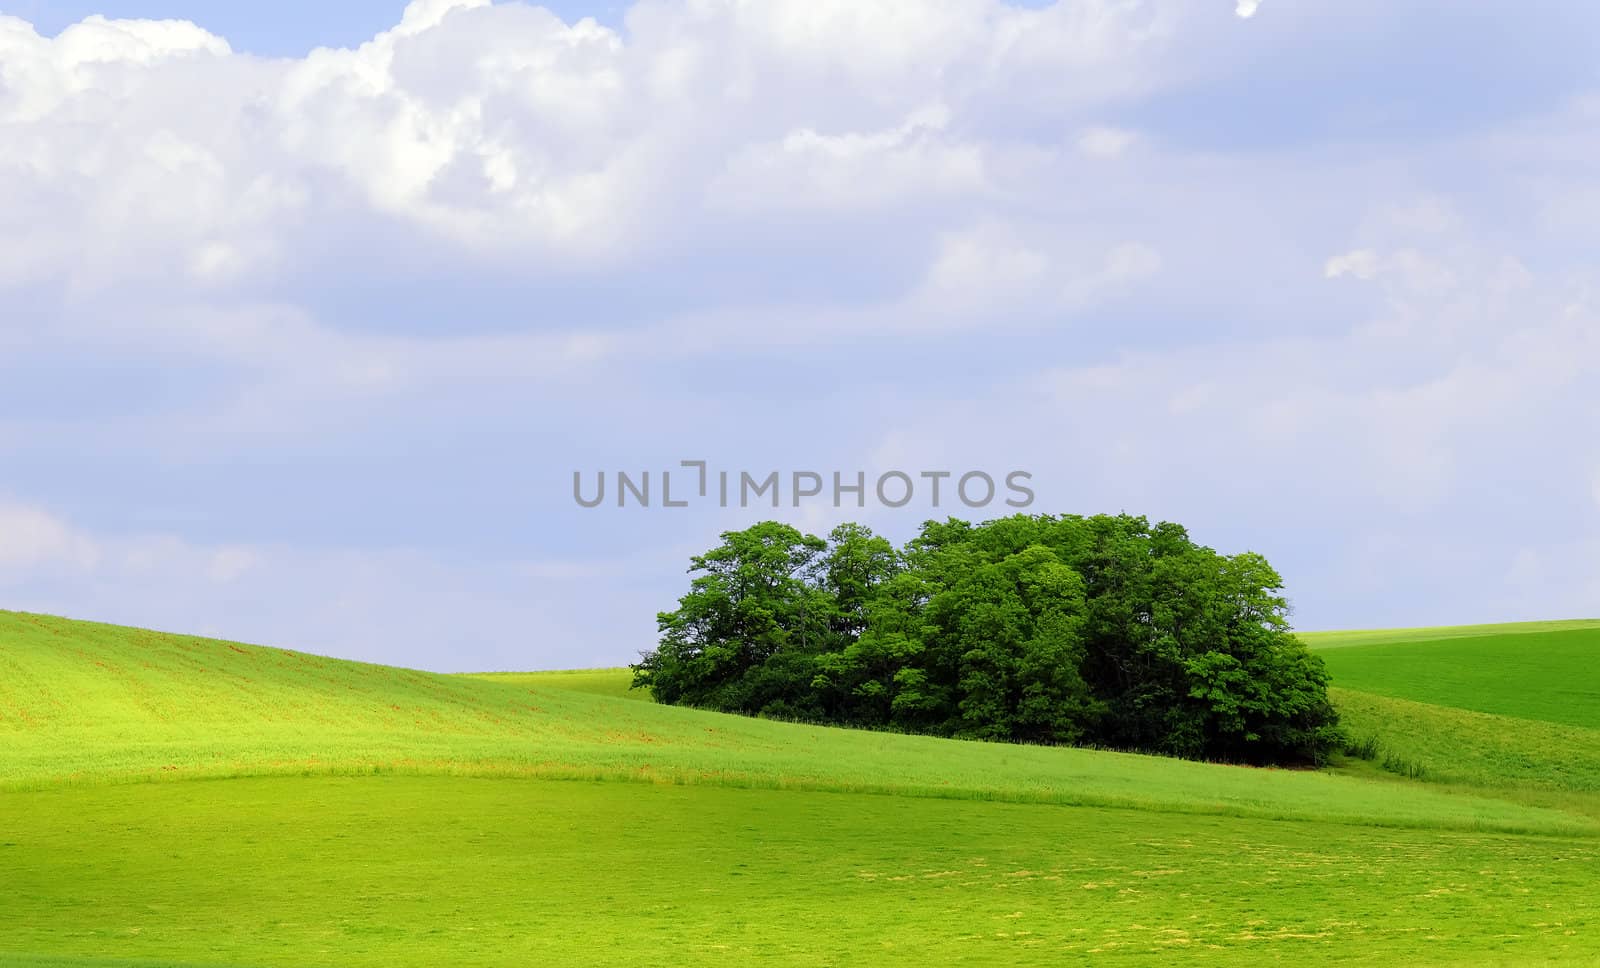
[3,1,1600,671]
[7,0,627,52]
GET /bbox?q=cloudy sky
[2,0,1598,671]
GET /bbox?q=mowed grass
[1,610,1583,833]
[4,611,1600,966]
[3,775,1599,968]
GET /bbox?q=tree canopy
[633,514,1343,766]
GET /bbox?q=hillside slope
[1313,624,1600,729]
[1299,617,1600,649]
[0,609,1587,834]
[1301,620,1600,796]
[5,612,1600,967]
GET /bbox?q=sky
[2,0,1599,671]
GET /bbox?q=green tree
[633,521,830,715]
[635,514,1343,766]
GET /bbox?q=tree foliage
[633,514,1343,766]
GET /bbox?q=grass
[1330,689,1600,796]
[1297,618,1600,650]
[464,667,647,700]
[4,776,1598,968]
[4,609,1600,965]
[1301,620,1600,813]
[2,611,1583,832]
[1312,626,1600,729]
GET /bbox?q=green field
[1298,619,1600,650]
[2,610,1599,965]
[1307,620,1600,800]
[1316,625,1600,730]
[468,667,645,700]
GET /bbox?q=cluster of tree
[632,514,1344,766]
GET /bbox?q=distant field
[3,610,1600,966]
[1296,619,1600,810]
[1313,626,1600,730]
[466,667,647,700]
[1298,618,1600,649]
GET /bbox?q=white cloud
[1077,125,1138,158]
[1325,248,1381,280]
[0,1,1182,296]
[859,201,1600,576]
[908,222,1161,318]
[0,502,100,571]
[712,104,989,212]
[914,221,1053,309]
[0,15,230,123]
[5,1,1600,660]
[393,0,492,37]
[1235,0,1264,18]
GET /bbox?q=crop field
[1312,624,1600,730]
[2,610,1599,966]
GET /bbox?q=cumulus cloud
[5,1,1600,663]
[1235,0,1264,18]
[0,0,1178,294]
[0,0,1188,443]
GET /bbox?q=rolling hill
[1311,622,1600,729]
[1305,620,1600,798]
[2,610,1599,966]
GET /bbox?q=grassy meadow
[1307,621,1600,798]
[2,610,1599,965]
[1316,625,1600,729]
